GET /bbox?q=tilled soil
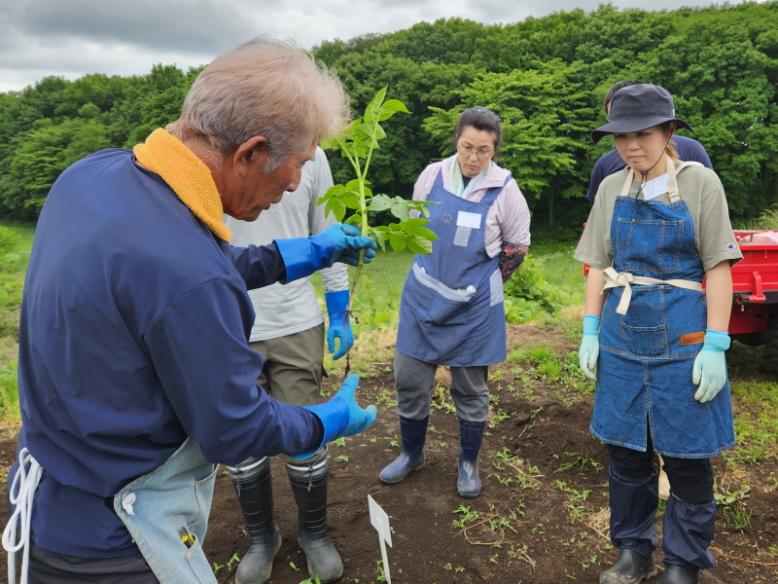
[1,324,777,583]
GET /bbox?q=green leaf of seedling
[388,234,406,251]
[407,236,432,254]
[364,86,388,125]
[367,194,392,212]
[341,192,361,210]
[411,226,438,241]
[326,199,346,222]
[379,99,410,121]
[400,217,429,229]
[390,199,410,220]
[344,213,362,226]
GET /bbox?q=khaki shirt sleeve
[697,170,743,271]
[574,183,612,269]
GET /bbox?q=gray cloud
[0,0,761,92]
[10,0,256,52]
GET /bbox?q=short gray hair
[173,38,350,170]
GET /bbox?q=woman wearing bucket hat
[574,84,742,584]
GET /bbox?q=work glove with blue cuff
[325,290,353,360]
[292,374,377,460]
[578,314,600,380]
[692,329,730,403]
[275,224,377,282]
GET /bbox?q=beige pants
[250,323,325,406]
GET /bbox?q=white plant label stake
[367,494,392,584]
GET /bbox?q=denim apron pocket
[113,438,217,584]
[620,323,668,357]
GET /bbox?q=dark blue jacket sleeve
[587,156,607,203]
[142,277,322,465]
[228,242,287,290]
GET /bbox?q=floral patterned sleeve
[499,242,528,282]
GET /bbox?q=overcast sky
[0,0,760,92]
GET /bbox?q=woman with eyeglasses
[378,107,531,498]
[575,84,742,584]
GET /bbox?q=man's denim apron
[396,170,509,367]
[591,158,735,459]
[113,438,218,583]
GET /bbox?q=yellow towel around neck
[133,129,232,242]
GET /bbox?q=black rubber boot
[228,457,281,584]
[287,455,343,583]
[657,564,699,584]
[599,549,657,584]
[457,418,485,498]
[379,416,428,484]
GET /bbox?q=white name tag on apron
[456,211,482,229]
[641,174,669,201]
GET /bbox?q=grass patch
[0,220,34,422]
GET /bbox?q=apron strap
[432,168,445,191]
[2,448,44,584]
[602,267,702,315]
[619,168,635,197]
[666,155,681,203]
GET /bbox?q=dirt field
[1,324,777,583]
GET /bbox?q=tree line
[0,3,775,230]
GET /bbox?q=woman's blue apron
[113,438,218,583]
[591,158,735,459]
[396,169,509,367]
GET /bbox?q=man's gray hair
[174,38,349,170]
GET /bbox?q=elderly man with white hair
[3,39,377,584]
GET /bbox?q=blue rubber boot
[457,419,485,498]
[379,416,428,484]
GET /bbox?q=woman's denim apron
[113,438,218,583]
[591,158,735,459]
[396,170,509,367]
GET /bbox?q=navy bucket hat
[591,83,692,143]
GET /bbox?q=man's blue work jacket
[15,149,321,557]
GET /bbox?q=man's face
[223,139,316,221]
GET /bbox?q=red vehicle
[726,230,778,371]
[582,229,778,372]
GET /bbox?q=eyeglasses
[458,143,494,160]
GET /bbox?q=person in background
[586,80,713,204]
[575,84,741,584]
[379,107,531,499]
[3,39,377,584]
[223,147,351,584]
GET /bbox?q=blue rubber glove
[692,329,730,403]
[292,374,377,460]
[275,224,377,282]
[578,314,600,380]
[325,290,353,360]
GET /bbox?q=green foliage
[752,204,778,229]
[0,226,19,254]
[0,3,776,229]
[503,257,564,323]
